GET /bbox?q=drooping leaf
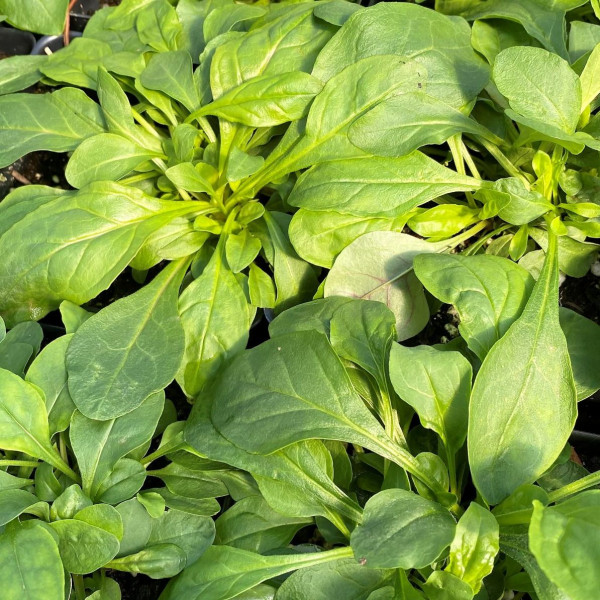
[0,0,68,35]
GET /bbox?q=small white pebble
[52,175,60,184]
[591,261,600,277]
[277,347,281,351]
[559,273,567,287]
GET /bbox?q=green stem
[449,135,477,209]
[131,108,165,139]
[461,139,482,179]
[439,219,491,251]
[0,459,39,468]
[120,171,158,185]
[73,574,86,600]
[548,470,600,504]
[462,224,512,256]
[151,158,194,201]
[478,137,530,185]
[495,508,533,527]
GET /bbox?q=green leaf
[262,212,319,313]
[165,162,214,194]
[500,533,568,600]
[350,489,456,569]
[205,331,442,499]
[529,491,600,600]
[70,392,164,499]
[493,46,581,134]
[0,368,68,472]
[468,235,577,504]
[137,491,166,519]
[198,72,323,127]
[579,43,600,111]
[447,503,499,593]
[161,545,353,600]
[141,51,199,112]
[248,264,275,309]
[422,571,474,600]
[67,260,187,420]
[148,508,215,566]
[177,242,250,397]
[559,308,600,401]
[0,522,64,599]
[312,2,489,108]
[325,231,434,341]
[0,0,68,35]
[275,558,393,600]
[25,335,76,436]
[348,93,494,157]
[0,88,105,168]
[210,3,334,98]
[66,133,160,188]
[389,344,471,454]
[0,489,47,526]
[287,152,483,218]
[50,504,122,574]
[108,543,187,579]
[0,182,197,327]
[0,55,46,95]
[414,254,534,360]
[215,495,310,553]
[289,209,408,269]
[117,498,154,557]
[225,230,261,273]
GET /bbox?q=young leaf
[468,234,577,504]
[196,71,323,127]
[161,545,353,600]
[325,231,434,341]
[0,55,46,95]
[66,259,187,420]
[26,335,76,436]
[65,133,160,188]
[225,230,261,273]
[141,50,199,112]
[70,392,164,499]
[350,489,456,569]
[579,43,600,111]
[414,254,534,360]
[446,503,499,593]
[0,368,69,474]
[177,242,250,397]
[529,491,600,600]
[0,522,64,599]
[107,543,187,579]
[165,162,214,194]
[389,344,472,454]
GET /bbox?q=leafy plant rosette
[0,0,599,599]
[1,0,600,407]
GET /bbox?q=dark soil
[109,571,167,600]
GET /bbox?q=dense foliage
[0,0,599,598]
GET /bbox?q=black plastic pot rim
[31,32,82,56]
[0,26,36,55]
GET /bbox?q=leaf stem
[73,574,86,600]
[548,469,600,503]
[131,108,165,139]
[477,137,530,185]
[0,459,39,468]
[439,219,491,251]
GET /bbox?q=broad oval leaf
[325,231,435,341]
[468,234,577,504]
[350,489,456,569]
[67,260,187,420]
[0,522,64,599]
